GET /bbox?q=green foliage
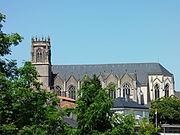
[150,96,180,125]
[0,62,67,135]
[138,118,160,135]
[75,75,113,134]
[105,114,136,135]
[74,75,136,135]
[0,13,22,78]
[0,59,18,79]
[0,13,23,57]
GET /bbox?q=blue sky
[1,0,180,90]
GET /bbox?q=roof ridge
[52,62,160,66]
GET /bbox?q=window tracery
[164,83,169,97]
[122,83,131,98]
[68,85,76,100]
[154,84,160,99]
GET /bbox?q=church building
[31,36,175,105]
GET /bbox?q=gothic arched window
[108,83,116,99]
[164,84,169,97]
[36,48,43,62]
[122,83,131,98]
[154,84,160,99]
[56,85,62,96]
[68,85,76,100]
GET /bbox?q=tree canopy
[150,95,180,125]
[0,13,22,57]
[138,118,160,135]
[75,75,113,134]
[74,75,136,135]
[1,62,68,135]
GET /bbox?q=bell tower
[31,36,51,90]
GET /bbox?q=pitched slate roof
[52,63,172,85]
[175,91,180,98]
[113,97,149,109]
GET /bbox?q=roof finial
[35,35,37,41]
[48,35,50,41]
[31,36,34,41]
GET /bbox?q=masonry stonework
[31,37,175,104]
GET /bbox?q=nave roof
[52,63,172,85]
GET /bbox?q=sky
[1,0,180,90]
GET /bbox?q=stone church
[31,36,175,105]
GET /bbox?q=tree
[74,75,136,135]
[0,13,22,57]
[138,118,160,135]
[1,62,67,134]
[74,75,112,134]
[150,95,180,125]
[0,13,67,135]
[0,13,23,77]
[105,114,136,135]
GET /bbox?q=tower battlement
[31,35,51,64]
[32,36,50,44]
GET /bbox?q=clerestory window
[154,84,160,99]
[164,84,169,97]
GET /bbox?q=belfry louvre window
[36,48,43,62]
[123,83,131,98]
[68,85,76,100]
[154,84,160,99]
